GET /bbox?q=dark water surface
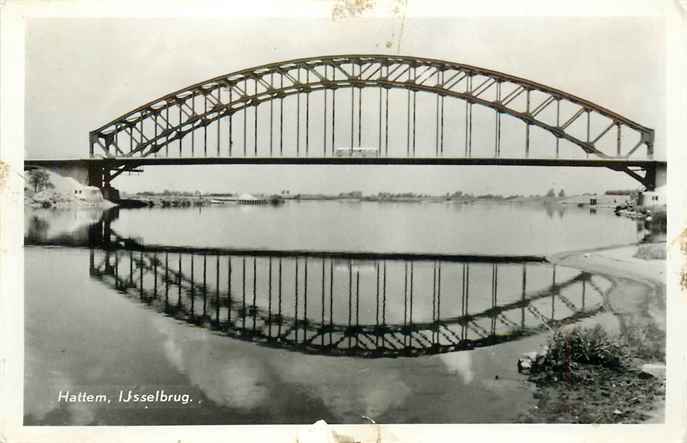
[24,201,641,425]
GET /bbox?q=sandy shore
[548,242,666,423]
[550,243,665,334]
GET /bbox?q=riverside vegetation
[519,324,665,423]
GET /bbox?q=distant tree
[558,189,566,198]
[546,188,556,198]
[605,189,636,196]
[27,169,52,192]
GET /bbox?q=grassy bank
[634,243,666,260]
[518,324,665,423]
[520,242,666,423]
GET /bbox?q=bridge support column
[642,162,666,192]
[87,162,121,203]
[101,186,121,203]
[87,163,104,188]
[655,162,667,189]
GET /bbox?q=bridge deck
[25,157,665,169]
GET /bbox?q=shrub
[535,325,627,377]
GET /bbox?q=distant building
[339,191,363,199]
[236,193,269,205]
[562,193,634,207]
[639,185,666,207]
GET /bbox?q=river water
[24,200,644,425]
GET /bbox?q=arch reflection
[87,234,611,358]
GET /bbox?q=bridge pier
[100,186,121,202]
[85,162,121,203]
[638,161,666,191]
[655,162,667,189]
[87,162,103,188]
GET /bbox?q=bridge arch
[90,54,654,162]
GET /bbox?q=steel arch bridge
[77,54,664,189]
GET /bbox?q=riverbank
[118,193,286,208]
[518,242,666,423]
[122,192,575,206]
[24,169,116,209]
[117,195,210,208]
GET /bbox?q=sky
[24,15,666,195]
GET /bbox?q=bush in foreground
[522,324,665,423]
[532,325,627,381]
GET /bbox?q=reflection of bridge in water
[84,229,612,358]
